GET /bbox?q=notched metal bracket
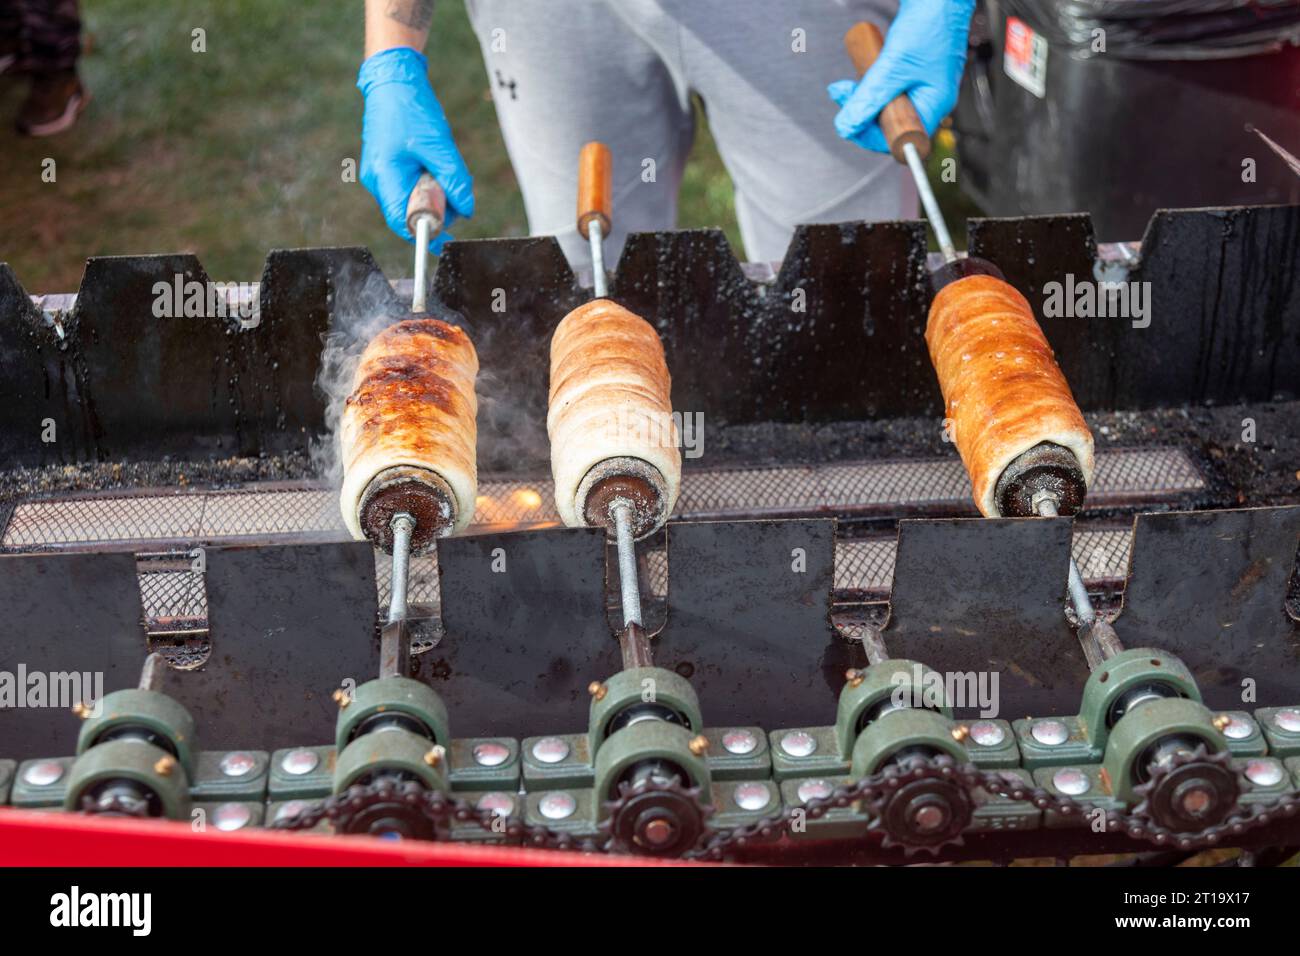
[432,526,614,739]
[659,518,837,730]
[1116,505,1300,710]
[883,516,1089,719]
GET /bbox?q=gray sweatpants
[464,0,914,268]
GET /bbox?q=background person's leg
[465,0,694,271]
[15,0,86,136]
[671,0,915,263]
[0,1,20,74]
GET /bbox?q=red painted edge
[0,807,690,867]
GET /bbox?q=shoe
[16,69,89,136]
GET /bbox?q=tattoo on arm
[385,0,434,31]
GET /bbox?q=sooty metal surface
[431,526,615,738]
[969,205,1300,409]
[433,237,584,471]
[3,206,1298,468]
[1117,506,1300,710]
[884,517,1090,719]
[0,551,145,759]
[172,541,379,751]
[0,248,401,467]
[659,518,843,730]
[763,222,935,421]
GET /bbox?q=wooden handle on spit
[844,22,931,164]
[576,141,612,240]
[405,173,447,236]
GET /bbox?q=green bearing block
[767,726,847,781]
[77,688,198,778]
[190,750,270,801]
[709,779,779,831]
[592,720,711,811]
[701,727,771,781]
[1013,716,1099,769]
[1031,764,1122,829]
[968,768,1041,834]
[1233,756,1292,804]
[850,708,966,778]
[63,738,192,820]
[523,787,599,839]
[520,733,593,790]
[333,726,448,794]
[778,775,868,841]
[448,738,521,792]
[1256,706,1300,757]
[0,759,14,805]
[1078,648,1200,754]
[11,757,73,808]
[587,667,702,747]
[336,677,450,753]
[1102,697,1223,804]
[959,719,1022,769]
[268,746,335,800]
[835,659,952,759]
[193,800,265,834]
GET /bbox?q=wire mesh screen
[1,447,1203,552]
[2,447,1208,642]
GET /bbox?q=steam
[311,261,552,493]
[310,263,412,488]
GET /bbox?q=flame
[510,487,543,511]
[472,487,547,531]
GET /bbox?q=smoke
[310,262,417,488]
[311,261,553,493]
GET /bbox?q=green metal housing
[76,688,198,778]
[587,667,702,748]
[335,677,450,753]
[63,738,191,819]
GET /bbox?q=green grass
[0,0,976,292]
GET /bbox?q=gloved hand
[827,0,976,154]
[358,47,475,252]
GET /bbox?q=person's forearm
[365,0,434,59]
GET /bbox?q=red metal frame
[0,807,683,867]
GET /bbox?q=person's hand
[827,0,976,153]
[358,47,474,251]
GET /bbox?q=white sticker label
[1004,16,1049,99]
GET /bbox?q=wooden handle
[576,141,612,239]
[405,173,447,236]
[844,22,931,164]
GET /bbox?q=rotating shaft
[388,511,416,625]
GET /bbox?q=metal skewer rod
[405,173,447,314]
[589,218,608,298]
[1033,495,1096,627]
[412,217,432,313]
[844,22,957,265]
[388,511,416,625]
[902,141,958,265]
[610,500,643,630]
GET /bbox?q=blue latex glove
[358,47,474,252]
[828,0,976,153]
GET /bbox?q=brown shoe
[17,69,89,137]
